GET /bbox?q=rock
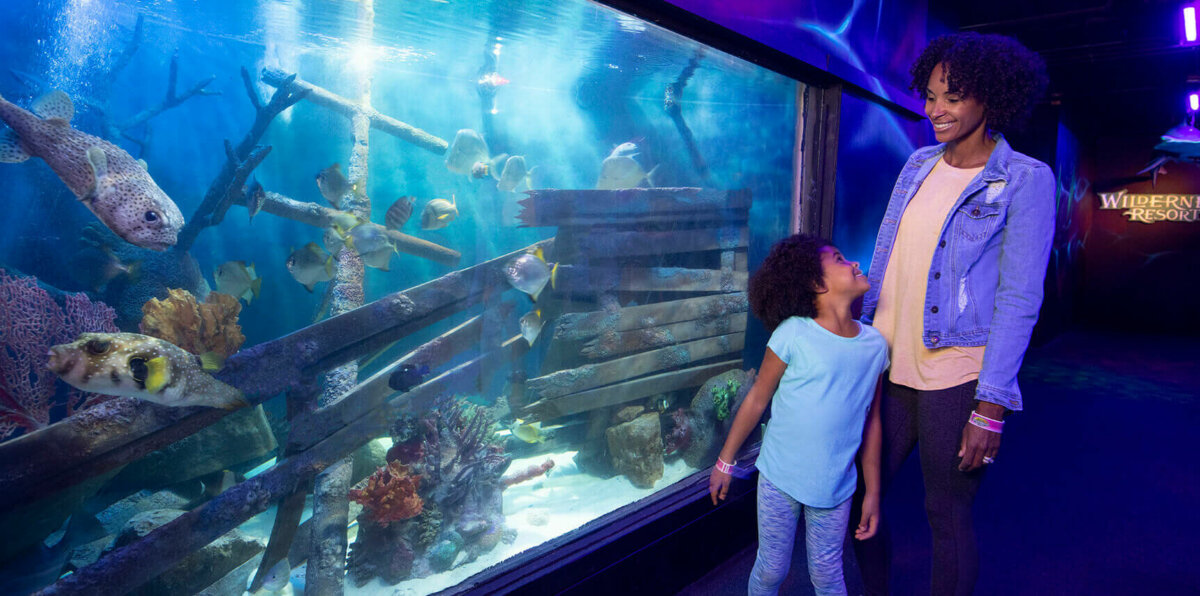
[605,413,664,488]
[105,508,264,595]
[351,438,390,485]
[526,508,550,526]
[691,369,755,434]
[107,405,277,492]
[95,489,192,536]
[613,405,644,424]
[0,466,123,563]
[68,535,113,571]
[679,408,719,469]
[427,531,463,573]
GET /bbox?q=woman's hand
[958,404,1004,471]
[709,467,733,505]
[855,492,880,540]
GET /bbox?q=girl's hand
[709,467,733,505]
[855,492,880,540]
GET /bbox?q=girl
[709,234,890,596]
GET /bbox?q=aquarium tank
[0,0,801,593]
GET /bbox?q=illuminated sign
[1097,190,1200,223]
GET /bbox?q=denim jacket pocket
[953,202,1002,243]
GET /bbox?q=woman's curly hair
[749,234,830,332]
[910,32,1048,133]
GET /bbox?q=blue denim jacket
[861,134,1055,411]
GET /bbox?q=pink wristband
[969,411,1004,433]
[714,457,736,474]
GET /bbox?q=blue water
[0,0,798,592]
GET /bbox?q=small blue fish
[388,363,430,392]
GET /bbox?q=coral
[0,269,117,441]
[347,521,415,587]
[386,439,424,466]
[412,505,443,549]
[349,461,424,524]
[663,408,693,455]
[710,378,739,421]
[501,458,556,487]
[139,288,245,358]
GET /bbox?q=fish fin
[550,262,559,290]
[32,90,74,121]
[137,159,148,170]
[86,146,108,185]
[0,128,30,163]
[199,351,225,372]
[145,356,170,394]
[644,164,659,188]
[220,392,250,410]
[125,260,143,282]
[489,154,508,180]
[302,281,317,293]
[250,277,263,300]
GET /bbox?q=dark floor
[677,331,1200,595]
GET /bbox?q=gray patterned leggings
[749,474,851,596]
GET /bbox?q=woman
[853,32,1053,596]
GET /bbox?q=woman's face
[925,62,987,145]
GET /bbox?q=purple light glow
[1190,93,1198,112]
[1185,6,1197,42]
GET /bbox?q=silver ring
[982,456,995,464]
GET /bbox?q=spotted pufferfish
[0,90,185,251]
[47,333,248,410]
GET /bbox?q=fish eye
[85,339,111,355]
[144,210,160,223]
[129,357,148,383]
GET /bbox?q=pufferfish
[47,332,248,410]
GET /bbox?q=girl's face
[925,62,987,145]
[817,246,868,296]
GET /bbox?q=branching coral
[349,461,424,524]
[139,288,245,359]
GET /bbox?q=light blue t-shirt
[756,316,890,508]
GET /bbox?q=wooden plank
[518,188,750,226]
[521,211,748,228]
[556,226,747,257]
[554,293,748,341]
[554,265,748,293]
[527,333,744,401]
[580,314,747,360]
[261,68,447,155]
[521,360,742,422]
[0,240,551,512]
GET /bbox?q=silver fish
[505,247,557,301]
[286,242,334,292]
[385,196,415,230]
[246,177,266,220]
[420,196,459,230]
[47,332,248,410]
[520,308,544,345]
[0,91,185,251]
[316,163,355,208]
[214,261,261,305]
[257,557,292,592]
[496,155,530,192]
[596,153,656,190]
[444,129,489,175]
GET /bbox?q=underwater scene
[0,0,798,593]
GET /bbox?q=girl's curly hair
[910,32,1048,133]
[749,234,830,332]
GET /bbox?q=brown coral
[350,461,424,524]
[139,288,245,358]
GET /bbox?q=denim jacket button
[939,240,946,248]
[933,272,941,279]
[930,336,940,344]
[931,306,939,313]
[971,207,981,216]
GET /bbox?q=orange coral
[139,289,245,358]
[350,461,424,524]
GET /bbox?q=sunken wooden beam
[521,360,742,422]
[527,333,745,401]
[554,265,748,293]
[238,190,461,267]
[261,67,447,155]
[0,240,550,511]
[555,226,747,257]
[581,314,748,360]
[517,188,750,227]
[554,293,748,341]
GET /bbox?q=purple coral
[0,269,117,441]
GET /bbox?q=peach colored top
[873,158,986,390]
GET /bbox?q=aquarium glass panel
[0,0,798,593]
